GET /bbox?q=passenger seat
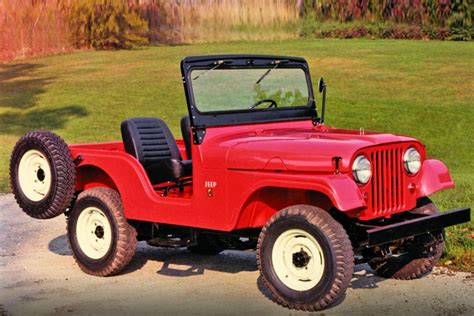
[121,117,192,185]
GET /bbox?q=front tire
[368,198,445,280]
[257,205,354,311]
[67,187,137,276]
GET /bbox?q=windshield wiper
[193,60,229,80]
[255,59,287,84]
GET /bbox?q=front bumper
[367,207,471,247]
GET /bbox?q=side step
[147,237,193,248]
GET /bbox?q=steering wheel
[250,99,278,109]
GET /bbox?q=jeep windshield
[181,55,317,128]
[191,66,310,112]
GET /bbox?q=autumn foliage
[0,0,72,61]
[0,0,472,61]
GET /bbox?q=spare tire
[10,131,76,219]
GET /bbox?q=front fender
[230,171,367,229]
[419,159,455,196]
[254,174,366,211]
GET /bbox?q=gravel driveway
[1,194,473,315]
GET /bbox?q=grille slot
[369,146,405,216]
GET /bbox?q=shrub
[0,0,72,61]
[301,0,473,41]
[67,0,148,49]
[446,10,473,40]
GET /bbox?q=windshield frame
[181,55,317,129]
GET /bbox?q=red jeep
[10,55,470,311]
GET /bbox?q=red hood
[202,121,419,173]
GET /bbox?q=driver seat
[121,117,192,185]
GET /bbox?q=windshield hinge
[192,127,206,145]
[312,116,321,126]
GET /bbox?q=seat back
[180,116,192,159]
[121,117,181,169]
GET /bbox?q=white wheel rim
[76,207,112,259]
[272,229,325,291]
[18,149,52,202]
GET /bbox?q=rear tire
[10,131,76,219]
[368,198,445,280]
[257,205,354,311]
[67,187,137,276]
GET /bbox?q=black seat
[180,116,192,159]
[121,117,192,185]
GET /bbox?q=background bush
[300,0,473,40]
[1,0,473,61]
[0,0,72,61]
[67,0,148,49]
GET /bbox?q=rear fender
[70,149,156,218]
[75,165,118,192]
[419,159,455,196]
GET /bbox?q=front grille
[369,146,406,216]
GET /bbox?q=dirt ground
[1,193,473,316]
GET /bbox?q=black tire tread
[370,199,445,280]
[10,130,75,219]
[389,241,444,280]
[68,187,137,277]
[257,205,354,311]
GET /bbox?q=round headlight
[404,147,421,174]
[352,155,371,184]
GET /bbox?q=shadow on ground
[47,233,388,311]
[0,105,88,135]
[0,63,88,135]
[48,234,72,256]
[0,63,51,110]
[350,264,385,289]
[255,263,385,309]
[49,234,386,290]
[49,235,257,276]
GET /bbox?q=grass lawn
[1,39,472,270]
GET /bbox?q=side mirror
[318,77,327,124]
[318,77,326,93]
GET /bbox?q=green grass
[1,39,472,270]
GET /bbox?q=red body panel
[69,119,454,230]
[418,159,455,196]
